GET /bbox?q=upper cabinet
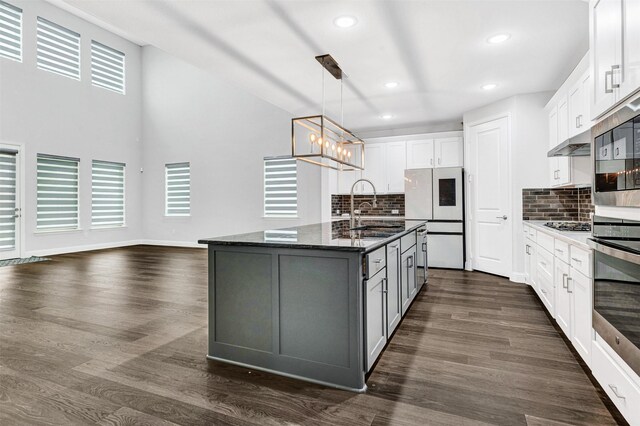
[406,136,463,169]
[568,72,591,138]
[406,139,435,169]
[590,0,640,119]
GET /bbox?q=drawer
[536,245,554,278]
[366,246,386,278]
[554,238,570,264]
[592,340,640,425]
[401,231,416,253]
[537,230,554,254]
[570,245,592,278]
[527,227,537,243]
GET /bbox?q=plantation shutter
[0,0,22,62]
[91,40,125,94]
[0,149,17,250]
[36,154,79,230]
[165,162,190,216]
[264,157,297,217]
[92,160,125,227]
[36,17,80,80]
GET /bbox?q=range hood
[547,129,591,157]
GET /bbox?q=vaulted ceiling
[50,0,589,134]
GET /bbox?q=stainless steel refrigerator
[405,167,465,269]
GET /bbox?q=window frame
[91,159,126,229]
[165,162,191,217]
[36,154,80,232]
[90,40,126,95]
[263,156,298,219]
[36,16,81,81]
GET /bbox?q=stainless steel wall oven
[589,216,640,376]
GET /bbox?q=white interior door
[468,117,511,277]
[0,146,21,261]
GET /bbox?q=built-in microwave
[589,216,640,377]
[592,96,640,207]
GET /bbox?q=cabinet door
[536,248,555,316]
[570,269,592,365]
[386,141,406,193]
[386,243,401,335]
[591,0,622,118]
[558,97,569,144]
[365,270,387,371]
[406,139,434,169]
[568,80,583,138]
[524,243,532,285]
[554,260,572,337]
[530,244,538,290]
[408,246,417,301]
[435,137,463,168]
[400,249,413,315]
[548,106,559,149]
[557,157,572,186]
[362,143,386,193]
[619,0,640,101]
[549,157,559,186]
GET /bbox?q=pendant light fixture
[291,54,364,171]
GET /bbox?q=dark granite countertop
[198,220,426,253]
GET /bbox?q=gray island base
[198,219,427,392]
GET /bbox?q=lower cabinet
[554,259,572,336]
[536,247,555,315]
[524,241,537,290]
[570,268,592,364]
[365,268,387,371]
[386,242,401,336]
[401,245,417,316]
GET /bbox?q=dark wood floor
[0,246,623,425]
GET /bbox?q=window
[36,17,80,80]
[165,162,190,216]
[92,160,125,228]
[264,157,297,217]
[0,149,17,250]
[91,40,125,94]
[36,154,79,231]
[0,0,22,62]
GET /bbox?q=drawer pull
[373,258,383,264]
[608,384,626,400]
[562,273,568,289]
[571,257,582,264]
[566,277,573,294]
[541,288,547,295]
[555,248,564,254]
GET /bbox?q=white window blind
[36,17,80,80]
[91,40,125,94]
[92,160,125,227]
[37,154,79,231]
[264,157,297,217]
[0,149,17,250]
[165,162,190,216]
[0,0,22,62]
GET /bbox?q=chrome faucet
[350,179,377,230]
[356,201,372,227]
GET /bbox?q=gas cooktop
[544,221,592,232]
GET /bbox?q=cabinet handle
[438,158,441,165]
[571,257,582,264]
[578,115,583,127]
[390,244,398,249]
[608,384,626,400]
[430,158,433,166]
[374,258,383,264]
[575,116,579,129]
[566,277,573,293]
[562,273,568,289]
[526,245,530,255]
[382,277,388,294]
[541,288,547,295]
[555,248,564,253]
[615,147,619,157]
[605,70,613,94]
[422,242,427,252]
[611,65,620,89]
[408,256,413,268]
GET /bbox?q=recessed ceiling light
[384,81,398,89]
[334,16,357,28]
[487,33,511,44]
[380,114,394,120]
[482,83,497,90]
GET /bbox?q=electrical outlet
[335,209,340,215]
[392,209,399,214]
[354,209,361,214]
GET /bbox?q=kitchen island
[198,219,427,392]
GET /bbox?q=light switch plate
[392,209,399,214]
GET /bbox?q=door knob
[496,215,507,220]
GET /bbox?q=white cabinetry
[570,267,593,363]
[590,0,640,118]
[386,142,407,192]
[434,137,463,168]
[386,242,401,336]
[568,73,591,137]
[406,139,434,169]
[362,144,386,193]
[554,259,572,336]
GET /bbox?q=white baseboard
[137,239,205,249]
[510,272,527,284]
[25,240,144,258]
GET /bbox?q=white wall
[463,92,552,281]
[0,0,143,256]
[140,46,322,245]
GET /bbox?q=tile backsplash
[331,194,405,217]
[522,187,594,222]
